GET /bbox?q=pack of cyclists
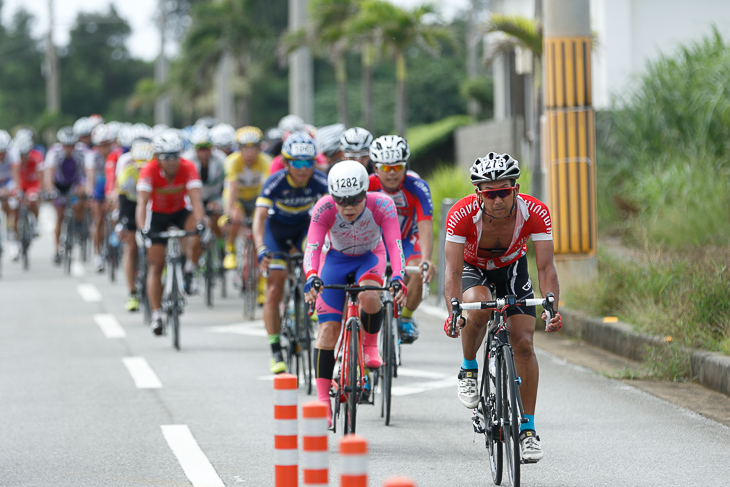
[0,113,562,461]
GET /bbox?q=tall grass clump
[597,29,730,248]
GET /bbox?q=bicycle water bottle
[109,230,120,248]
[488,352,497,378]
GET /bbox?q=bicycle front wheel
[482,339,502,485]
[171,268,181,351]
[381,300,394,425]
[346,323,359,434]
[295,285,313,395]
[204,246,214,307]
[501,346,521,487]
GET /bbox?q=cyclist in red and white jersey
[303,160,407,424]
[443,152,562,463]
[9,130,43,260]
[368,135,436,343]
[136,130,205,336]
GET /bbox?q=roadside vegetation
[566,30,730,368]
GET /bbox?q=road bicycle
[376,262,427,426]
[315,278,400,435]
[274,244,314,394]
[147,227,199,351]
[132,228,152,324]
[101,211,122,282]
[59,195,91,275]
[450,292,555,487]
[233,217,258,320]
[198,227,224,308]
[15,191,37,271]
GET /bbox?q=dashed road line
[94,314,126,338]
[208,321,267,337]
[77,283,102,302]
[71,261,85,277]
[392,376,457,397]
[161,424,225,487]
[122,357,162,389]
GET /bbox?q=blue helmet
[281,130,317,161]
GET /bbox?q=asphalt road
[1,205,729,487]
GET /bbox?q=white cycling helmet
[0,130,12,151]
[105,121,122,141]
[152,129,184,155]
[278,114,305,134]
[130,138,154,162]
[12,131,34,154]
[57,126,78,146]
[73,116,102,137]
[470,152,521,185]
[189,125,212,147]
[340,127,373,157]
[210,123,236,149]
[370,135,410,164]
[327,160,369,198]
[91,123,114,146]
[315,123,346,157]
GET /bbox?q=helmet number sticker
[483,158,506,171]
[289,143,315,157]
[333,177,359,190]
[380,149,401,162]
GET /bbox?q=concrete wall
[454,117,524,171]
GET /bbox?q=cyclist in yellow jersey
[116,138,154,311]
[222,126,271,270]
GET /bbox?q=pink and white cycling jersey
[445,193,552,270]
[304,192,405,281]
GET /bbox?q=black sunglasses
[477,186,517,200]
[332,192,367,206]
[158,153,180,161]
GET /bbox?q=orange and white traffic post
[383,476,417,486]
[274,373,298,487]
[301,401,329,486]
[340,434,368,487]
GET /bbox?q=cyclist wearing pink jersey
[443,152,563,463]
[303,160,407,425]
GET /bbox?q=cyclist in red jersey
[9,131,43,260]
[136,130,206,336]
[443,152,562,463]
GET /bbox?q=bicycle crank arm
[471,411,485,434]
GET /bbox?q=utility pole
[543,0,597,288]
[154,0,173,126]
[214,0,236,125]
[466,0,483,118]
[288,0,314,122]
[44,0,60,114]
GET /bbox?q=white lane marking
[257,375,275,381]
[161,425,225,487]
[71,261,85,277]
[396,367,447,379]
[94,314,126,338]
[392,377,457,397]
[208,321,267,337]
[122,357,162,389]
[77,283,102,302]
[418,303,446,318]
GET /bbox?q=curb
[560,309,730,397]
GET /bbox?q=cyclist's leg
[399,236,422,342]
[119,196,139,310]
[146,211,171,331]
[263,219,294,372]
[91,175,106,266]
[355,244,387,368]
[205,198,223,239]
[52,184,69,258]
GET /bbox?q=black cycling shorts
[147,208,192,246]
[118,195,137,231]
[462,255,536,318]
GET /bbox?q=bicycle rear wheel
[242,239,256,319]
[482,338,502,485]
[63,217,73,275]
[501,346,521,487]
[381,300,395,425]
[295,285,313,395]
[204,245,214,307]
[171,267,181,351]
[18,210,31,271]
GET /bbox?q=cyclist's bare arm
[533,239,560,311]
[135,190,150,230]
[187,186,205,223]
[444,240,465,316]
[416,219,436,283]
[225,180,238,216]
[251,205,268,251]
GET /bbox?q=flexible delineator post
[274,373,298,487]
[302,401,329,486]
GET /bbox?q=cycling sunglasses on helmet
[375,162,407,173]
[332,191,367,207]
[477,186,517,200]
[288,158,315,169]
[195,143,213,150]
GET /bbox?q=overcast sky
[1,0,470,62]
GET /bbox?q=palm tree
[280,0,362,126]
[485,12,544,199]
[352,1,451,135]
[176,0,271,125]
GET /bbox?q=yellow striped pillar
[544,0,597,286]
